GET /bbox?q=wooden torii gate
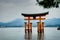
[22,12,48,33]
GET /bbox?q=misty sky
[0,0,60,22]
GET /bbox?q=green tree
[36,0,60,8]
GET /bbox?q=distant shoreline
[0,27,58,28]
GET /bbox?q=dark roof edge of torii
[21,12,49,17]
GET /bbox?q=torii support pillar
[37,22,44,33]
[24,22,32,32]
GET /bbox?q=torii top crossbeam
[22,12,48,17]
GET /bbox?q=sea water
[0,27,60,40]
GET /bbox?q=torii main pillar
[22,12,48,33]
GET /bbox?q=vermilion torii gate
[22,12,49,33]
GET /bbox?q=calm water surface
[0,27,60,40]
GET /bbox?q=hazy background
[0,0,60,22]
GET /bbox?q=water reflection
[24,30,44,40]
[25,30,32,40]
[37,32,44,40]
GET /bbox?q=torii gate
[22,12,49,33]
